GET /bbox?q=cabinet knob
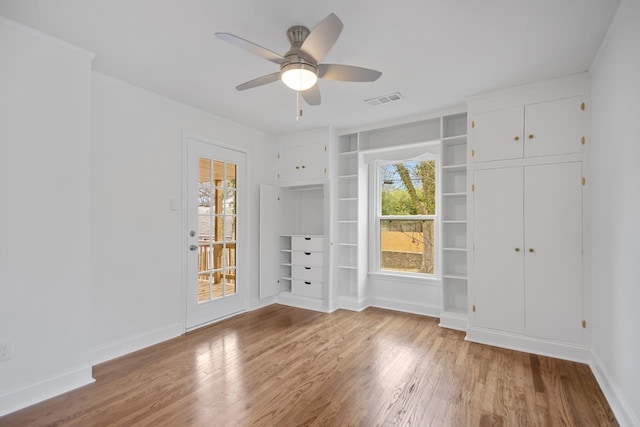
[514,136,520,141]
[296,166,300,169]
[529,248,535,253]
[528,134,535,139]
[301,165,306,169]
[515,247,520,252]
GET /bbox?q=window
[375,158,438,276]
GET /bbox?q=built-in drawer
[292,265,323,282]
[292,279,323,299]
[292,251,323,267]
[292,236,324,252]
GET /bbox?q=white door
[259,184,281,299]
[472,106,524,162]
[186,138,246,330]
[524,97,583,158]
[524,162,582,343]
[473,166,525,333]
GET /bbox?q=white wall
[589,0,640,425]
[89,73,276,364]
[0,19,94,415]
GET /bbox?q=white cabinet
[467,75,589,360]
[259,184,328,303]
[277,129,329,185]
[473,167,525,334]
[472,96,583,162]
[472,162,582,343]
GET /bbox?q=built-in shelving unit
[440,112,469,330]
[336,134,359,295]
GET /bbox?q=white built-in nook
[334,111,469,320]
[259,128,336,313]
[466,74,590,361]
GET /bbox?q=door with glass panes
[186,137,246,330]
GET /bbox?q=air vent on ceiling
[365,92,404,106]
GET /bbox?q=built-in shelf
[443,192,467,197]
[281,262,292,266]
[443,247,468,252]
[338,243,357,247]
[338,220,357,224]
[338,197,358,201]
[443,274,467,280]
[442,164,467,172]
[443,220,467,224]
[338,265,357,270]
[338,151,357,157]
[442,306,467,315]
[280,249,292,253]
[338,174,358,179]
[442,135,467,142]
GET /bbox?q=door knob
[190,245,198,251]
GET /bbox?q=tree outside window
[378,159,437,274]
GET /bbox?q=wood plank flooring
[0,305,618,426]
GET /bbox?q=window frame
[371,152,441,279]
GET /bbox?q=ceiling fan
[215,13,382,106]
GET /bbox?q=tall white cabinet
[259,128,334,313]
[467,75,589,360]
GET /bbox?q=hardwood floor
[0,305,617,426]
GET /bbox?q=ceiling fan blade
[300,13,343,63]
[216,32,285,65]
[318,64,382,82]
[301,85,321,106]
[235,72,281,91]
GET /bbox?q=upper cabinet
[277,128,331,186]
[472,96,584,162]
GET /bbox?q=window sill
[368,271,442,286]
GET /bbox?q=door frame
[181,132,249,332]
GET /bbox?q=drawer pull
[304,267,311,270]
[304,281,311,285]
[304,252,311,255]
[304,237,311,240]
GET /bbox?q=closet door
[524,162,583,343]
[524,97,583,158]
[472,106,524,162]
[473,167,525,333]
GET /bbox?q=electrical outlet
[0,340,12,362]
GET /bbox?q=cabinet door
[278,143,327,184]
[473,167,525,333]
[259,184,281,299]
[524,162,582,343]
[472,106,524,162]
[524,97,583,158]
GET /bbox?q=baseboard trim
[590,352,639,427]
[368,296,441,318]
[89,323,183,366]
[466,327,590,363]
[338,296,370,312]
[0,366,94,417]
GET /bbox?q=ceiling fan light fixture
[281,62,318,91]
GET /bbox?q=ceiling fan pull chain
[296,90,303,123]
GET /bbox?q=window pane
[225,163,237,188]
[380,160,436,215]
[380,219,434,274]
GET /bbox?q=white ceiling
[0,0,619,136]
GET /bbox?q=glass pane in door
[197,156,238,303]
